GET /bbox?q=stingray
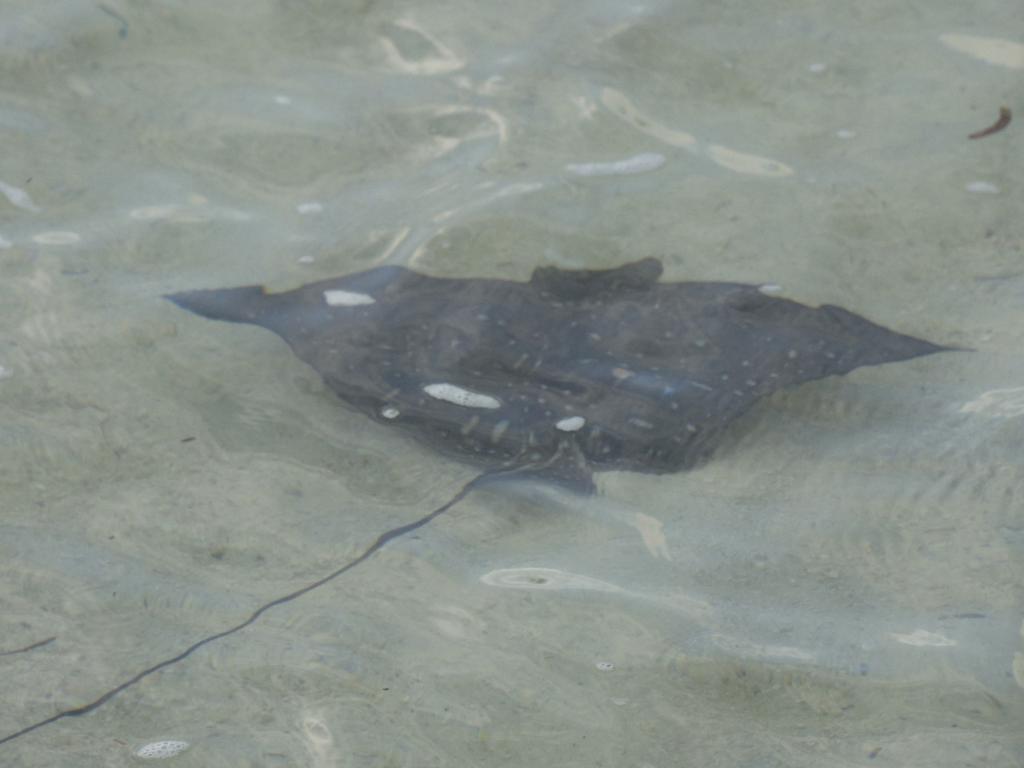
[0,258,951,746]
[165,257,948,491]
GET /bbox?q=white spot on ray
[424,383,500,409]
[380,406,400,419]
[323,289,375,306]
[555,415,586,432]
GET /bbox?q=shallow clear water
[1,1,1022,765]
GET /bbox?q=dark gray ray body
[167,258,950,491]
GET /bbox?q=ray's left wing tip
[163,285,269,325]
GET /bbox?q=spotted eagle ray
[0,258,951,746]
[166,257,948,490]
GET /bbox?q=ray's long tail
[0,474,489,748]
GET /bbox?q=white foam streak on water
[566,152,666,176]
[710,633,816,662]
[134,740,190,759]
[0,179,40,212]
[31,231,80,245]
[379,17,465,75]
[965,181,999,194]
[939,33,1024,69]
[480,567,713,621]
[960,387,1024,418]
[890,629,957,648]
[598,87,793,176]
[481,567,624,593]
